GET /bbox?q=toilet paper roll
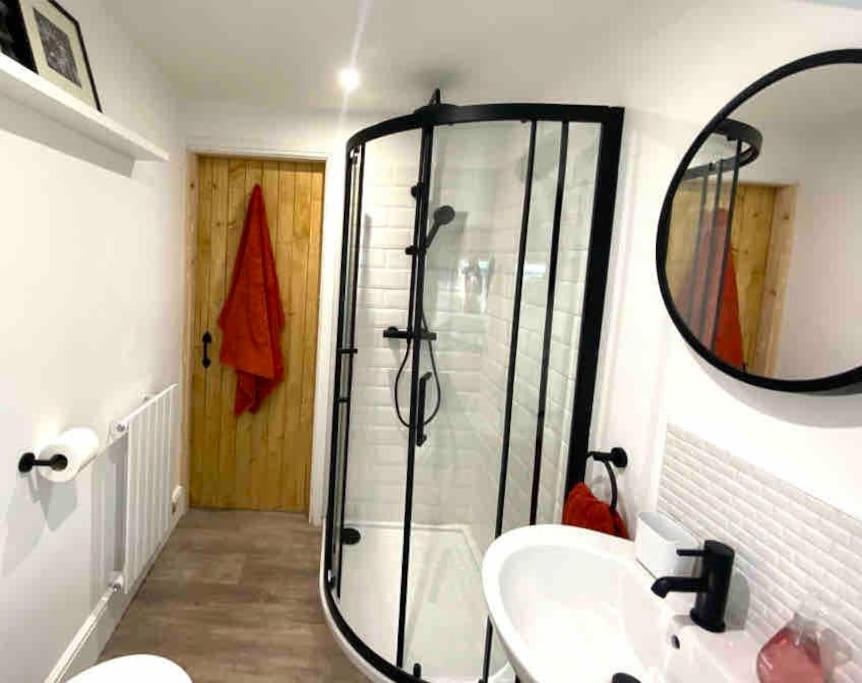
[37,427,101,483]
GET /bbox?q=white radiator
[111,383,179,593]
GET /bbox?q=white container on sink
[635,511,698,578]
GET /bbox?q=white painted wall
[0,1,186,680]
[775,123,862,379]
[576,0,862,528]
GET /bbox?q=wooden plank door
[189,156,324,511]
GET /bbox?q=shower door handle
[415,372,432,447]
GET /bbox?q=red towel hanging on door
[218,184,285,415]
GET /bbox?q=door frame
[181,145,333,522]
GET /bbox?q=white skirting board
[45,486,187,683]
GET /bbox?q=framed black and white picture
[17,0,100,110]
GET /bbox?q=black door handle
[416,371,432,447]
[202,331,212,369]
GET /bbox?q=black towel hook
[588,447,628,511]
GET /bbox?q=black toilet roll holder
[18,451,68,473]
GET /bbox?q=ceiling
[109,0,688,114]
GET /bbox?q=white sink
[482,525,758,683]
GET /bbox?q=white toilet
[68,655,191,682]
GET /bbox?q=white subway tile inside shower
[343,121,600,570]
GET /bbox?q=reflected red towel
[562,483,629,539]
[713,248,745,370]
[218,185,284,415]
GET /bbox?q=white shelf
[0,54,169,163]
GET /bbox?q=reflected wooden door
[189,156,324,511]
[665,181,795,374]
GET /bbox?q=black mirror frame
[656,48,862,394]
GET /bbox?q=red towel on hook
[218,184,285,415]
[562,483,629,539]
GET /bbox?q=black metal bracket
[382,326,437,342]
[18,452,68,473]
[588,447,628,511]
[589,447,628,468]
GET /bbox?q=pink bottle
[757,606,825,683]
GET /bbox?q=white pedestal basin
[482,525,759,683]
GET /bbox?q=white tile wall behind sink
[659,426,862,683]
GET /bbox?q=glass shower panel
[499,121,565,535]
[335,130,421,662]
[402,121,530,680]
[536,123,601,524]
[486,121,601,675]
[329,146,362,591]
[323,101,624,683]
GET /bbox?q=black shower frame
[656,48,862,394]
[323,100,624,683]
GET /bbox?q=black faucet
[650,540,734,633]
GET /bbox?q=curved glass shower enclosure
[323,95,624,682]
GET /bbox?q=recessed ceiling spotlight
[338,67,361,93]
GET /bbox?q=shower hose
[393,311,441,430]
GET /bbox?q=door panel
[190,155,325,511]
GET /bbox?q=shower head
[433,205,456,227]
[426,204,456,248]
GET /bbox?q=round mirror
[657,50,862,392]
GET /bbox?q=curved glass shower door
[402,120,531,680]
[324,101,623,683]
[329,129,422,662]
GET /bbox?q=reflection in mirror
[663,62,862,383]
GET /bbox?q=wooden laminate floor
[101,509,366,682]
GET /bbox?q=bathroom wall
[557,0,862,530]
[0,1,186,680]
